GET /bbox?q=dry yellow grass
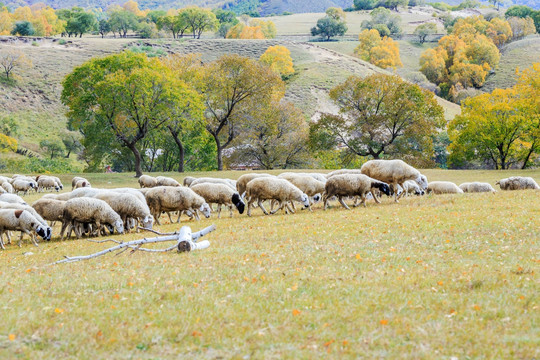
[0,169,538,358]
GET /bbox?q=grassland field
[0,168,538,358]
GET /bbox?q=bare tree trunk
[127,143,143,177]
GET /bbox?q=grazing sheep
[0,209,48,249]
[0,175,10,184]
[245,178,310,216]
[280,175,326,211]
[190,183,245,218]
[74,179,91,189]
[0,201,52,241]
[427,181,463,194]
[183,176,196,186]
[323,174,391,210]
[190,177,236,191]
[94,192,153,230]
[360,160,428,202]
[459,182,496,193]
[50,176,64,190]
[71,176,88,190]
[278,172,327,183]
[145,186,211,225]
[156,176,181,187]
[138,174,158,188]
[403,180,425,196]
[32,198,66,226]
[42,192,72,201]
[495,177,540,191]
[0,193,26,205]
[12,179,36,195]
[37,176,60,192]
[61,197,124,239]
[326,169,363,178]
[1,182,14,194]
[236,173,275,197]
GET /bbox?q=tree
[61,51,203,177]
[108,9,139,38]
[40,139,64,159]
[486,17,513,48]
[249,19,276,38]
[505,5,533,19]
[311,17,348,41]
[228,101,309,169]
[414,22,437,43]
[379,0,408,11]
[310,74,444,163]
[200,54,284,170]
[65,10,97,37]
[488,0,504,11]
[156,13,190,38]
[181,6,218,39]
[213,8,238,38]
[448,88,529,169]
[326,7,346,20]
[61,131,83,158]
[354,0,379,10]
[11,20,34,35]
[507,16,536,40]
[98,19,110,38]
[361,7,403,37]
[260,45,295,79]
[0,49,31,80]
[355,29,403,69]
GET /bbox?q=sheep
[93,191,153,230]
[144,186,211,225]
[32,198,66,226]
[236,173,275,198]
[1,182,14,194]
[0,175,10,184]
[495,177,540,191]
[50,176,64,190]
[0,209,48,249]
[360,160,428,202]
[459,182,496,193]
[42,192,72,201]
[156,176,181,187]
[12,179,36,195]
[0,201,52,239]
[323,174,391,210]
[402,180,425,196]
[74,179,91,189]
[245,178,310,216]
[0,193,26,205]
[326,169,363,178]
[190,177,236,191]
[183,176,196,187]
[427,181,463,195]
[0,187,5,194]
[278,172,327,183]
[37,176,60,192]
[279,174,326,211]
[60,197,124,240]
[138,174,158,188]
[71,176,88,190]
[190,183,245,218]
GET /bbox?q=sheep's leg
[26,230,38,247]
[217,204,222,219]
[352,196,361,207]
[154,212,162,225]
[229,205,233,217]
[165,211,173,223]
[60,221,68,240]
[323,194,329,210]
[247,199,254,217]
[396,183,405,201]
[372,191,381,204]
[18,231,24,247]
[0,233,4,250]
[270,201,284,215]
[338,196,351,210]
[286,202,296,214]
[6,231,12,244]
[360,194,367,208]
[258,200,269,215]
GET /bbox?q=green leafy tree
[379,0,408,11]
[98,19,111,38]
[40,139,64,159]
[414,22,437,43]
[354,0,379,10]
[108,9,139,38]
[361,7,403,37]
[61,131,83,158]
[311,16,348,41]
[181,6,218,39]
[61,51,204,177]
[65,10,97,37]
[11,21,34,36]
[310,74,444,164]
[200,54,285,170]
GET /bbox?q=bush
[58,39,67,45]
[0,157,82,173]
[373,24,391,36]
[11,21,35,36]
[128,45,166,57]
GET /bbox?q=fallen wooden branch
[51,225,215,265]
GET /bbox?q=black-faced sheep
[245,178,310,216]
[190,183,245,218]
[0,209,48,248]
[323,174,391,210]
[12,179,36,195]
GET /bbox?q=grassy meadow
[0,169,538,358]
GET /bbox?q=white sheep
[402,180,425,196]
[1,182,14,194]
[183,176,196,186]
[459,182,496,193]
[0,193,26,205]
[93,191,153,230]
[0,201,52,241]
[280,174,326,211]
[236,173,275,197]
[0,187,5,194]
[42,192,72,201]
[32,198,66,226]
[190,183,245,218]
[0,175,10,184]
[145,186,211,224]
[496,177,539,191]
[138,174,158,188]
[189,177,237,191]
[156,176,181,187]
[427,181,463,194]
[50,176,64,190]
[278,172,327,183]
[323,174,391,210]
[245,178,310,216]
[326,169,363,178]
[61,197,124,239]
[360,159,428,202]
[74,179,91,189]
[0,209,49,248]
[37,176,60,192]
[12,179,36,195]
[71,176,88,190]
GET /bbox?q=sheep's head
[114,219,124,234]
[300,193,310,208]
[415,174,428,190]
[33,222,47,240]
[142,215,153,229]
[54,186,60,192]
[232,193,245,214]
[376,182,391,197]
[312,193,322,203]
[199,203,212,218]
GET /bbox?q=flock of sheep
[0,159,538,249]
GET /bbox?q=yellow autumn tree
[260,45,295,78]
[226,19,276,39]
[250,19,276,38]
[123,0,145,16]
[354,29,402,69]
[0,7,13,35]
